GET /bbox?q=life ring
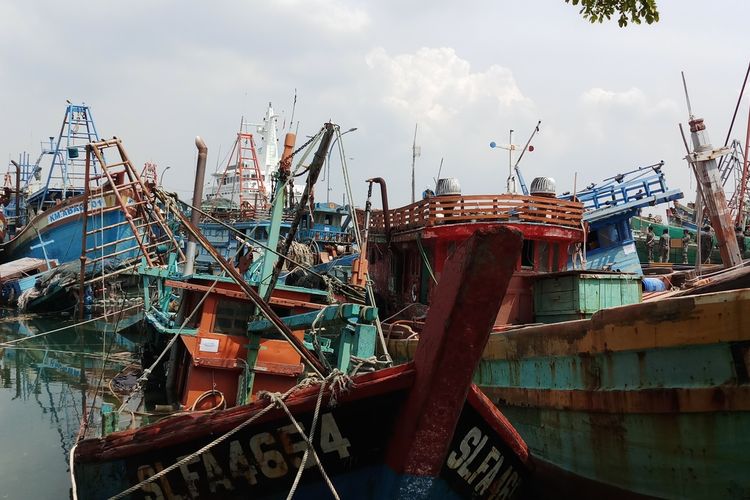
[411,282,418,302]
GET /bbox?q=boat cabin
[142,270,376,411]
[365,192,584,327]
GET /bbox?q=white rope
[278,371,349,499]
[349,356,390,377]
[70,443,79,500]
[0,304,142,346]
[105,371,347,500]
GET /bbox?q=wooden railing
[362,194,584,233]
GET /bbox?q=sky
[1,0,749,210]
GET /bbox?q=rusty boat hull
[73,366,529,499]
[390,288,750,499]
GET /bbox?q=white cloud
[366,47,530,123]
[274,0,369,34]
[581,87,678,114]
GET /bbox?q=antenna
[507,129,514,192]
[434,157,444,188]
[513,120,541,170]
[289,89,298,132]
[411,123,420,203]
[681,71,694,119]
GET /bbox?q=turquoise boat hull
[390,288,750,498]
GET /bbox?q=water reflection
[0,307,142,498]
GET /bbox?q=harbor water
[0,308,142,498]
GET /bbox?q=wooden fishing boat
[376,110,750,498]
[72,225,531,499]
[360,178,585,326]
[1,104,176,269]
[391,288,750,498]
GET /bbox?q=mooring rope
[104,370,349,500]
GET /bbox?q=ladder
[37,103,101,211]
[79,138,185,287]
[209,119,269,216]
[237,130,268,212]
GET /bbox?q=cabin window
[213,299,252,335]
[596,224,620,249]
[521,240,535,268]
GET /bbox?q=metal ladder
[79,137,185,287]
[37,103,102,211]
[237,130,268,210]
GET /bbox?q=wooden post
[386,226,522,483]
[688,118,742,267]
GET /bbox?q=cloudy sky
[1,0,748,209]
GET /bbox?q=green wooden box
[533,271,642,324]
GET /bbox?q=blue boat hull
[2,192,140,265]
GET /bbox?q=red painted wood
[466,384,529,465]
[385,226,522,476]
[75,364,416,463]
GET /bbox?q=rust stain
[483,385,750,414]
[480,289,750,360]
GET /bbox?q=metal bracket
[684,147,731,163]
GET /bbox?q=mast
[411,123,419,203]
[258,131,296,300]
[256,102,280,190]
[736,107,750,227]
[507,128,515,193]
[682,73,742,267]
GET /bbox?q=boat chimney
[184,136,208,275]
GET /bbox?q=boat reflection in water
[0,307,141,498]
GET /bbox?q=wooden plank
[386,226,522,476]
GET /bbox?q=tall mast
[507,129,515,193]
[411,123,419,203]
[256,102,280,187]
[682,73,743,267]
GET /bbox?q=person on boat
[736,225,746,259]
[682,229,691,264]
[659,228,670,263]
[645,225,655,262]
[700,225,713,264]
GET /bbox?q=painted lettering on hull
[46,197,104,224]
[442,404,525,500]
[134,412,352,499]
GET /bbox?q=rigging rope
[105,370,348,500]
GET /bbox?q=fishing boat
[0,257,58,305]
[71,217,531,499]
[361,176,585,325]
[559,162,683,275]
[380,110,750,498]
[0,104,175,270]
[196,104,355,274]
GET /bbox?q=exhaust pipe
[184,136,208,275]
